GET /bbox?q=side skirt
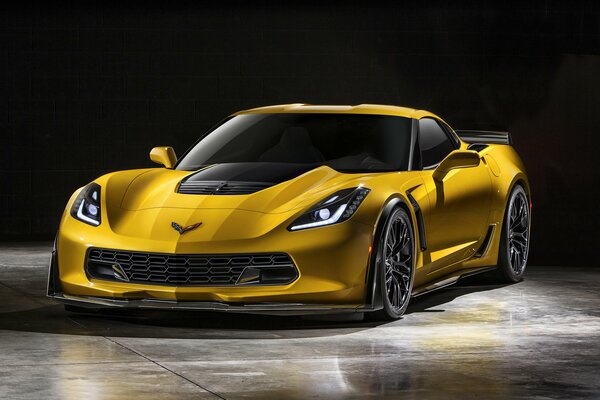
[411,265,497,297]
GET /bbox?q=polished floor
[0,243,598,399]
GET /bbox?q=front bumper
[49,208,376,313]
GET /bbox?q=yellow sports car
[48,104,531,320]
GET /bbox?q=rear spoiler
[455,130,512,145]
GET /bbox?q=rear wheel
[371,207,415,320]
[496,185,530,282]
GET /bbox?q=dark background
[1,1,599,266]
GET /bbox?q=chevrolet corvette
[48,104,531,320]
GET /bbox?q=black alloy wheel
[372,207,415,320]
[497,185,531,282]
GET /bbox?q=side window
[439,120,460,147]
[419,118,455,168]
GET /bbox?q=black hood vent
[177,162,316,195]
[179,181,273,195]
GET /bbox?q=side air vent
[467,143,489,152]
[474,225,496,258]
[178,181,273,195]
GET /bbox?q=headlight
[288,187,370,231]
[70,183,101,226]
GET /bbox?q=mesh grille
[86,248,295,286]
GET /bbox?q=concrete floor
[0,244,599,399]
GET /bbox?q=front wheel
[371,207,415,320]
[496,185,531,282]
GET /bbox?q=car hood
[112,163,370,214]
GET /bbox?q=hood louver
[176,163,317,195]
[178,180,273,195]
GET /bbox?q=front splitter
[49,292,374,316]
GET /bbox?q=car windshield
[176,113,413,173]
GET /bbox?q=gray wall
[1,2,599,266]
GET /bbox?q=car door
[417,118,492,276]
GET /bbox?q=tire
[370,207,416,320]
[496,185,531,283]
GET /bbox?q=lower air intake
[86,248,298,286]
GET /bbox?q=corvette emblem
[171,221,202,234]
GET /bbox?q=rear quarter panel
[460,143,530,270]
[480,144,530,224]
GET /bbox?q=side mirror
[432,150,480,182]
[150,146,177,169]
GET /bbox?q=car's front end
[48,105,418,315]
[48,166,382,314]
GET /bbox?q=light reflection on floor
[0,244,599,399]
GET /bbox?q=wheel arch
[364,194,419,310]
[512,175,531,199]
[503,173,532,216]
